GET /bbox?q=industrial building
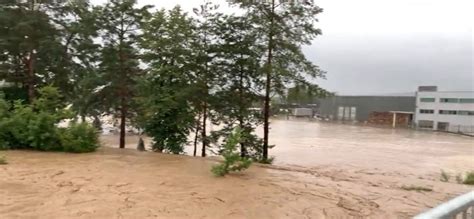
[317,95,416,126]
[414,86,474,134]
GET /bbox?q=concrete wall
[415,91,474,132]
[318,96,416,122]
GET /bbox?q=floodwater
[1,119,473,218]
[104,119,474,175]
[265,119,473,174]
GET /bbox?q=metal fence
[414,191,474,219]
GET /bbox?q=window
[439,110,457,115]
[458,111,474,116]
[420,97,435,102]
[419,109,434,114]
[459,98,474,103]
[440,98,459,103]
[418,120,434,129]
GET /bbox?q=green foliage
[231,0,327,160]
[440,169,450,182]
[463,172,474,185]
[60,122,99,153]
[286,83,331,105]
[137,6,197,155]
[1,0,329,160]
[96,0,152,149]
[211,128,252,177]
[0,86,99,153]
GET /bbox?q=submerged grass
[401,185,433,192]
[0,155,7,165]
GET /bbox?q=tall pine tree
[97,0,151,149]
[231,0,326,161]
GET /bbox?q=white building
[414,86,474,134]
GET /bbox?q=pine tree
[0,0,64,102]
[97,0,151,149]
[231,0,326,161]
[192,2,222,157]
[211,14,264,159]
[137,6,197,154]
[49,0,102,120]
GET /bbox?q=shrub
[211,128,252,177]
[463,172,474,185]
[27,112,63,151]
[440,170,450,182]
[60,122,100,153]
[0,87,99,153]
[0,155,6,165]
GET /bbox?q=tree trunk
[26,53,35,103]
[119,98,127,149]
[262,0,276,161]
[193,113,201,157]
[239,54,246,158]
[201,103,207,157]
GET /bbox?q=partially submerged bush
[401,185,433,192]
[0,155,7,165]
[463,172,474,185]
[0,87,99,153]
[211,128,252,177]
[440,169,450,182]
[61,122,99,153]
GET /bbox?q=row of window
[420,97,474,103]
[419,109,474,116]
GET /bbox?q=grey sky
[93,0,473,95]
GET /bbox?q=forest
[0,0,328,163]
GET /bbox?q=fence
[413,190,474,219]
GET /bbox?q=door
[437,122,449,131]
[350,107,357,121]
[337,107,344,120]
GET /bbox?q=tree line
[0,0,328,162]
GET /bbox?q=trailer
[291,108,313,117]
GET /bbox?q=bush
[0,155,6,165]
[0,86,99,153]
[463,172,474,185]
[440,170,450,182]
[211,128,252,177]
[61,122,100,153]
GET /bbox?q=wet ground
[1,119,473,218]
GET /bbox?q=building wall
[318,96,416,122]
[415,91,474,132]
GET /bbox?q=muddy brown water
[1,119,473,218]
[104,119,474,175]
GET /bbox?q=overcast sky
[93,0,473,95]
